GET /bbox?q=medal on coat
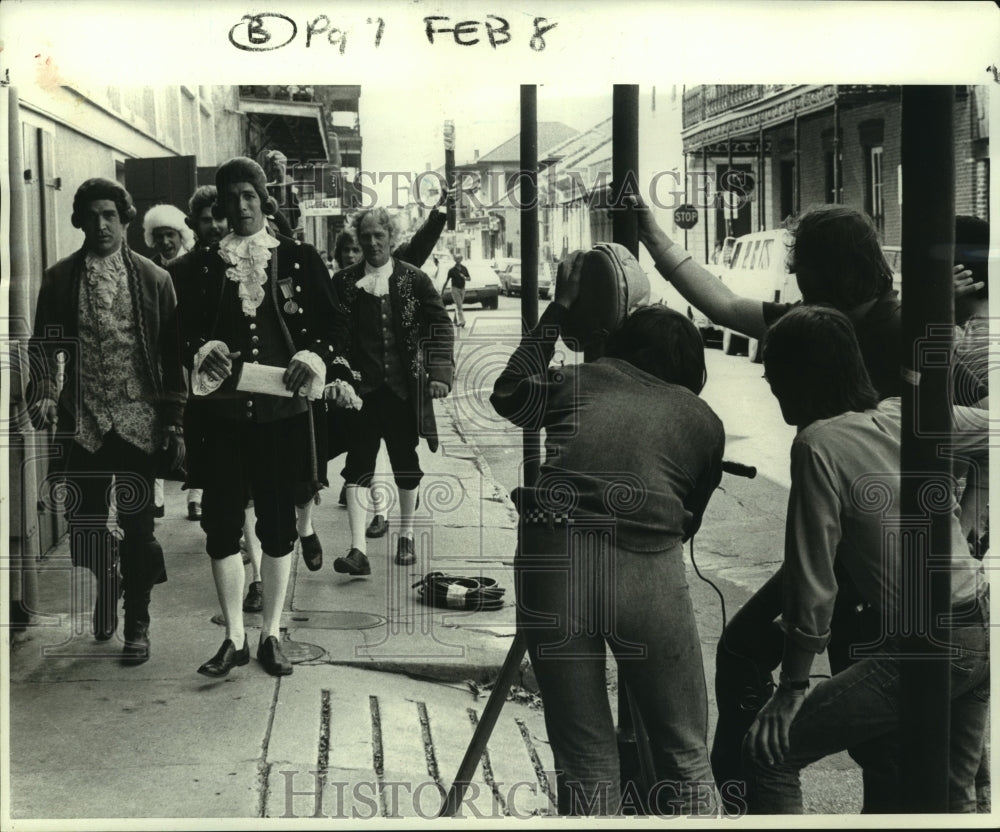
[278,278,298,314]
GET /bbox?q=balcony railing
[682,85,788,128]
[239,85,316,102]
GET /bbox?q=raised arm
[491,252,583,430]
[626,195,768,340]
[395,209,447,270]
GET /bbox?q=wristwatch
[778,672,810,693]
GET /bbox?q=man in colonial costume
[175,157,356,677]
[329,207,454,576]
[29,178,186,664]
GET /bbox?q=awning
[239,97,330,163]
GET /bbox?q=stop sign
[674,203,699,230]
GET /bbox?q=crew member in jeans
[491,253,725,815]
[744,305,989,813]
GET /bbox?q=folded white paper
[236,362,324,400]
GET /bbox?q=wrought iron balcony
[683,85,789,128]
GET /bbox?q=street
[8,293,862,821]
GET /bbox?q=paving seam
[368,694,389,817]
[416,701,445,794]
[467,707,510,816]
[256,676,283,818]
[515,717,557,810]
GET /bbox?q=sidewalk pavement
[6,398,861,822]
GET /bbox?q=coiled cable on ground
[412,572,506,611]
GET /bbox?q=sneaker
[242,580,263,613]
[333,548,371,576]
[366,514,388,538]
[395,536,416,566]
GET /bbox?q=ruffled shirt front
[355,259,393,297]
[217,227,281,317]
[83,248,127,309]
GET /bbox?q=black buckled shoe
[242,581,263,613]
[333,548,371,576]
[300,534,323,571]
[197,637,250,677]
[93,566,121,641]
[187,501,202,521]
[258,635,293,676]
[122,622,151,666]
[395,537,416,566]
[366,514,388,539]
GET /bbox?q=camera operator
[490,252,725,816]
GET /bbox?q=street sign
[674,203,699,229]
[299,197,342,217]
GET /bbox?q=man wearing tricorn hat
[172,157,357,678]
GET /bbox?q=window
[866,145,885,233]
[730,242,743,268]
[758,239,772,269]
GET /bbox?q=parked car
[439,259,500,310]
[499,261,553,298]
[717,228,799,361]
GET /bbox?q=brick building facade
[680,85,989,264]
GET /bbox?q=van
[716,228,800,360]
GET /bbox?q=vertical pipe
[519,85,540,490]
[832,86,840,203]
[683,151,689,251]
[610,83,653,812]
[612,84,639,259]
[758,121,765,230]
[727,132,734,236]
[899,84,955,813]
[5,86,40,619]
[444,120,456,231]
[703,145,710,263]
[793,109,800,214]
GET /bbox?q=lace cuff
[191,340,228,397]
[291,350,327,399]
